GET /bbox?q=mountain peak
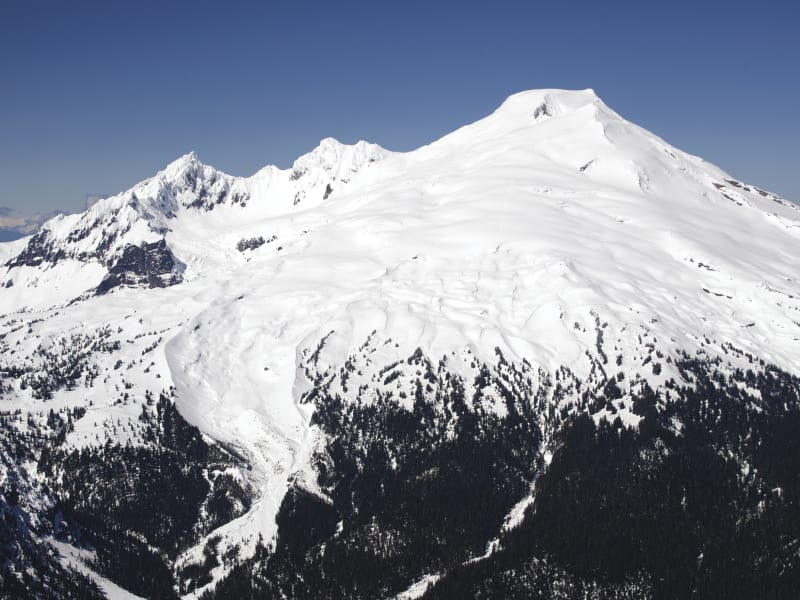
[162,151,204,179]
[290,138,389,183]
[495,88,604,121]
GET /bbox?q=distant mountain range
[1,89,799,599]
[0,210,64,242]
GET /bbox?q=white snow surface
[2,88,800,596]
[50,538,146,600]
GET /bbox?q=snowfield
[1,88,799,596]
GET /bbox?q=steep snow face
[1,88,799,594]
[0,139,391,310]
[290,138,388,184]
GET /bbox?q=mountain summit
[1,90,799,599]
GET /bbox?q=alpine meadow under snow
[1,89,799,599]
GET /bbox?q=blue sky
[1,0,798,215]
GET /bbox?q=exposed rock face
[96,239,182,294]
[4,231,65,268]
[173,154,250,211]
[236,236,266,252]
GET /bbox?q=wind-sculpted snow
[0,89,799,597]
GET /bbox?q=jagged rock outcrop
[4,231,65,268]
[96,239,182,294]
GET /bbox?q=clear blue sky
[1,0,798,215]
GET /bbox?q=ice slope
[2,88,800,595]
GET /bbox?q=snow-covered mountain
[1,89,799,599]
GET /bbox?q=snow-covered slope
[1,89,799,597]
[0,138,388,309]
